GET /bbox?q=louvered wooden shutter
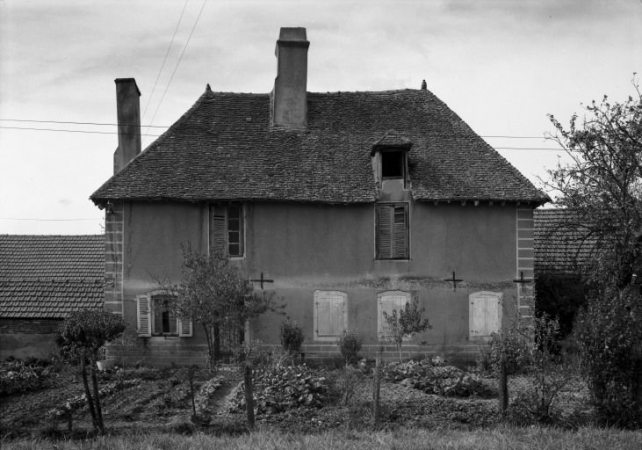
[177,317,193,337]
[137,295,152,337]
[210,205,227,255]
[377,204,408,259]
[376,205,393,259]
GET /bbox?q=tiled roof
[534,209,594,275]
[91,88,549,206]
[0,235,104,318]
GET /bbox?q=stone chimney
[113,78,142,174]
[271,27,309,130]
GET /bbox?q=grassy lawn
[3,427,642,450]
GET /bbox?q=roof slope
[92,88,548,205]
[0,235,104,319]
[534,209,594,275]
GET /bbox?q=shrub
[477,329,531,376]
[575,286,642,428]
[337,330,362,366]
[280,321,305,356]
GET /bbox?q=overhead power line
[0,118,168,128]
[141,0,191,125]
[0,217,100,222]
[0,126,162,137]
[147,0,208,134]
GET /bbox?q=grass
[3,426,642,450]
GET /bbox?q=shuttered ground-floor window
[314,291,347,341]
[137,293,193,337]
[377,291,411,339]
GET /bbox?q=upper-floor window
[376,203,409,259]
[210,203,244,257]
[381,150,406,179]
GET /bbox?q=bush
[575,286,642,428]
[337,330,362,366]
[0,358,57,396]
[280,321,305,356]
[477,330,531,376]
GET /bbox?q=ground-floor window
[136,292,193,337]
[313,291,347,341]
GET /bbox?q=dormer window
[381,150,405,179]
[371,131,412,188]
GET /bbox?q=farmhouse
[91,28,549,365]
[0,235,104,359]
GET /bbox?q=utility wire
[0,118,168,128]
[147,0,208,134]
[0,126,161,137]
[0,217,100,222]
[141,0,191,126]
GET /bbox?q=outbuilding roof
[91,88,549,206]
[0,235,104,319]
[534,209,594,276]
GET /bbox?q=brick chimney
[271,27,309,130]
[113,78,142,174]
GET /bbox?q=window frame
[380,149,406,180]
[210,203,245,258]
[375,202,410,260]
[136,292,193,338]
[313,290,348,341]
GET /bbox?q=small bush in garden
[0,358,57,396]
[337,330,362,366]
[280,320,305,356]
[477,329,531,376]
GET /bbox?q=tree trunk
[244,363,255,430]
[89,350,104,434]
[79,351,98,431]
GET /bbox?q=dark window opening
[153,295,177,335]
[381,151,405,179]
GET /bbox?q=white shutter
[469,292,502,340]
[137,295,152,337]
[210,205,227,255]
[314,291,347,341]
[177,317,193,337]
[378,292,410,338]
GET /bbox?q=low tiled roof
[534,209,594,275]
[91,88,549,206]
[0,235,104,319]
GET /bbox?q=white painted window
[377,291,411,339]
[136,293,193,338]
[313,291,347,341]
[469,291,502,340]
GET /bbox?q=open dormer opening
[381,150,405,179]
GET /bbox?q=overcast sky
[1,0,641,235]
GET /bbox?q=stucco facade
[106,198,534,365]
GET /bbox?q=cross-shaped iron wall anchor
[444,271,463,292]
[513,271,532,284]
[250,272,274,289]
